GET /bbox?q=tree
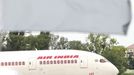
[68,40,88,50]
[23,35,37,50]
[49,35,89,50]
[87,33,127,75]
[3,32,26,51]
[56,37,68,49]
[35,32,51,50]
[128,51,134,69]
[102,46,128,75]
[49,34,59,49]
[0,31,7,51]
[49,35,69,49]
[23,32,51,50]
[68,41,83,50]
[87,33,118,54]
[2,32,51,51]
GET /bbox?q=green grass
[122,69,134,75]
[122,73,134,75]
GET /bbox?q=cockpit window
[100,59,107,63]
[95,59,99,62]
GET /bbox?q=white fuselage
[0,50,119,75]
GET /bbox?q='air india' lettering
[37,55,79,59]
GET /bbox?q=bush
[102,46,127,75]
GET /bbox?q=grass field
[122,69,134,75]
[122,73,134,75]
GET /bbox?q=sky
[54,0,134,47]
[53,19,134,47]
[104,0,134,47]
[0,0,134,47]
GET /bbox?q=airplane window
[57,60,60,64]
[43,61,46,64]
[75,60,77,63]
[29,62,31,65]
[16,62,18,65]
[19,62,21,65]
[68,60,70,64]
[22,62,25,65]
[50,60,53,64]
[95,59,98,62]
[40,61,42,65]
[54,60,56,64]
[64,60,67,64]
[100,59,106,63]
[5,62,7,66]
[61,60,63,64]
[1,62,4,66]
[12,62,14,66]
[81,60,82,63]
[8,62,11,66]
[47,60,49,64]
[71,60,74,63]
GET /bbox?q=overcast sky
[104,0,134,47]
[54,0,134,47]
[0,0,134,47]
[54,18,134,47]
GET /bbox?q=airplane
[0,50,119,75]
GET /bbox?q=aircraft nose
[114,66,119,75]
[111,63,119,75]
[104,62,119,75]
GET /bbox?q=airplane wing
[0,0,132,35]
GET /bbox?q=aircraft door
[28,58,37,70]
[80,56,88,68]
